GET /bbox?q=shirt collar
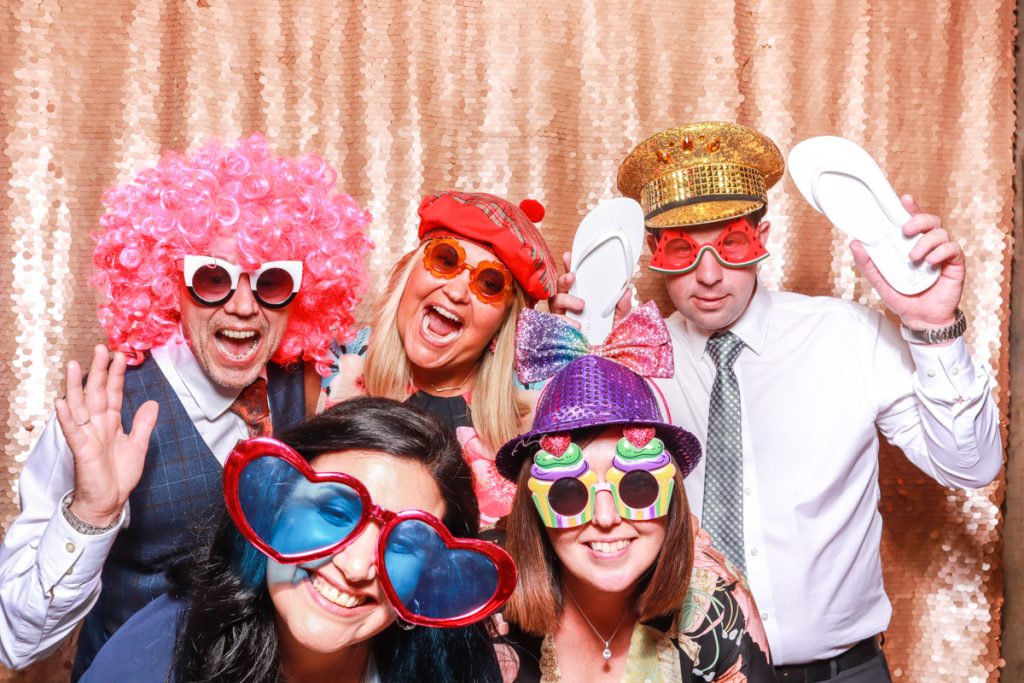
[151,330,264,421]
[674,279,772,359]
[726,279,771,356]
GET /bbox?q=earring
[488,337,498,354]
[397,618,416,631]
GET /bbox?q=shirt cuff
[37,492,124,593]
[908,337,979,398]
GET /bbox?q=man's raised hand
[54,345,158,527]
[850,194,965,332]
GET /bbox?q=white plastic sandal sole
[788,135,940,295]
[567,198,645,344]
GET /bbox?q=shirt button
[927,369,936,377]
[761,612,769,621]
[750,547,759,557]
[952,367,959,375]
[65,542,75,553]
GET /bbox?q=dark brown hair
[502,428,694,635]
[170,398,500,682]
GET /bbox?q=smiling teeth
[421,312,460,343]
[431,306,461,323]
[214,329,260,360]
[311,575,366,608]
[590,539,630,554]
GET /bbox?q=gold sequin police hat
[617,122,784,229]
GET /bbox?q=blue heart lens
[238,456,364,558]
[382,519,499,620]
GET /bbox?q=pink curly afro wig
[91,134,373,376]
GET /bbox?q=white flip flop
[788,136,940,295]
[567,198,645,344]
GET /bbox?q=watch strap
[900,308,967,345]
[60,492,124,535]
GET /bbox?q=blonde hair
[363,244,530,452]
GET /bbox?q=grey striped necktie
[703,330,746,572]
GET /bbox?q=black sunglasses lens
[548,477,590,517]
[190,263,233,303]
[617,470,660,509]
[383,519,498,620]
[255,267,295,305]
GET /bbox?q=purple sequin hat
[496,356,702,481]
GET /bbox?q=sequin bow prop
[514,301,673,384]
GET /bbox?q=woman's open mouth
[305,572,378,617]
[312,574,368,608]
[420,305,464,344]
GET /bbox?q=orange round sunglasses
[422,237,514,306]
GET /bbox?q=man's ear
[756,220,771,244]
[645,231,659,254]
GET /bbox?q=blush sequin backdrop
[0,1,1014,681]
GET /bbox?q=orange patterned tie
[229,377,273,437]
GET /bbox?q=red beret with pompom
[418,191,557,304]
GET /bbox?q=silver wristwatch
[899,308,967,345]
[61,493,123,535]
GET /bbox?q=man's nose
[223,273,259,317]
[693,250,724,286]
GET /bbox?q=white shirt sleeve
[0,414,125,670]
[874,319,1003,490]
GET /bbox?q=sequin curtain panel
[1003,2,1024,681]
[0,1,1013,680]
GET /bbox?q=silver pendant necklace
[563,585,630,661]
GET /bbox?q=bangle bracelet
[60,493,123,535]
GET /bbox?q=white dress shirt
[654,282,1002,666]
[0,334,251,669]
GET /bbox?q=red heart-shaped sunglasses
[223,437,518,628]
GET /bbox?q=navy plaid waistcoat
[71,355,305,679]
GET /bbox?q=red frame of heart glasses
[223,436,518,627]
